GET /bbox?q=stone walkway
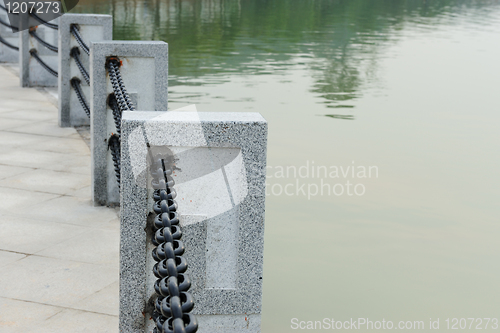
[0,64,119,332]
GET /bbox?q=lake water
[74,0,500,331]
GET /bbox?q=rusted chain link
[151,157,198,333]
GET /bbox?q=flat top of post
[122,111,267,124]
[91,41,168,46]
[61,13,112,18]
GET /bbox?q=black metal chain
[0,34,18,50]
[108,94,122,135]
[30,29,58,53]
[104,57,136,187]
[106,59,135,112]
[0,2,19,51]
[0,17,18,31]
[70,47,90,84]
[30,49,58,77]
[113,61,135,112]
[150,157,198,333]
[29,12,58,30]
[70,78,90,117]
[70,24,89,55]
[107,61,129,113]
[108,134,121,187]
[68,25,92,118]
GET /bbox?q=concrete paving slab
[0,251,26,268]
[0,63,119,331]
[36,228,119,265]
[0,107,19,113]
[0,148,91,175]
[0,297,63,332]
[0,215,89,254]
[0,169,89,196]
[0,118,39,131]
[66,185,91,198]
[0,187,60,214]
[0,255,118,308]
[0,87,52,102]
[6,122,79,138]
[68,281,119,317]
[0,131,53,149]
[23,196,119,229]
[0,100,57,113]
[0,109,57,121]
[33,308,118,333]
[0,165,34,180]
[28,137,90,155]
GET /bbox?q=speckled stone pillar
[18,12,59,87]
[0,0,18,63]
[120,111,268,333]
[90,41,168,206]
[58,14,112,127]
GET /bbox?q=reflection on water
[74,0,500,331]
[324,114,355,120]
[75,0,498,112]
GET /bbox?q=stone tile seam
[0,250,118,267]
[0,184,90,197]
[0,296,119,318]
[1,129,83,140]
[0,163,91,176]
[0,209,119,230]
[0,168,36,181]
[66,279,119,309]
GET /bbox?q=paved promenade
[0,64,119,332]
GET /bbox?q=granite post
[58,14,112,127]
[0,0,18,63]
[18,13,59,87]
[90,41,168,206]
[120,111,268,333]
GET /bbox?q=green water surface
[74,1,500,331]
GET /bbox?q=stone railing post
[58,13,112,127]
[120,111,268,332]
[90,41,168,206]
[0,0,19,63]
